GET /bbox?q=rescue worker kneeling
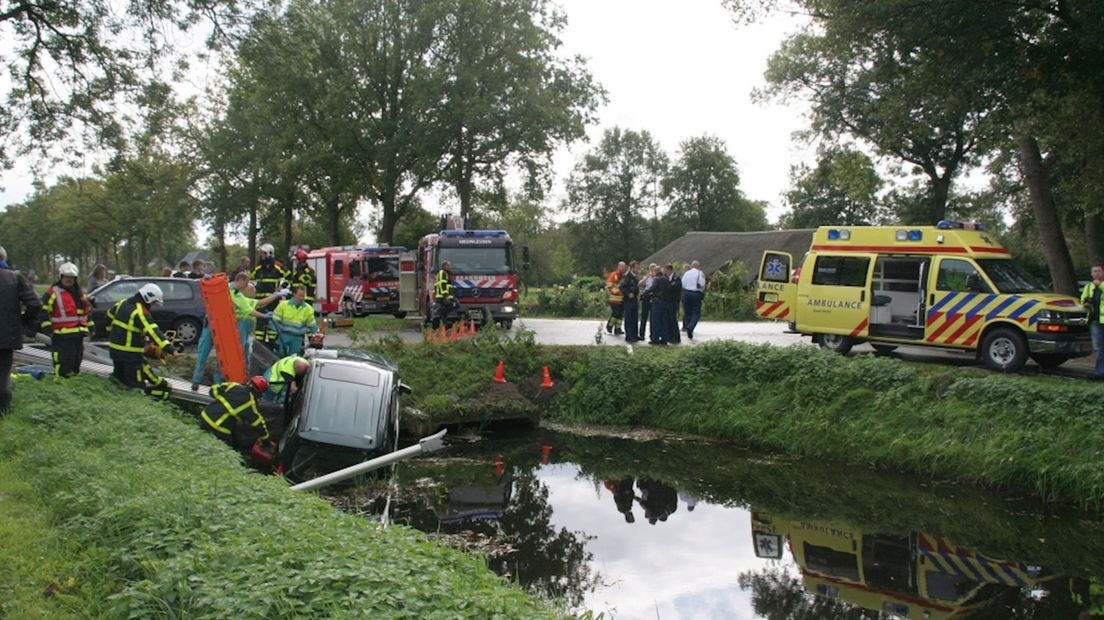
[200,376,272,454]
[107,283,181,400]
[271,284,317,357]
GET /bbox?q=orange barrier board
[200,274,247,384]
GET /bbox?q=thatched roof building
[642,229,816,275]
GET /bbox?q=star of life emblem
[765,258,786,281]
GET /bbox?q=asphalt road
[326,316,1096,380]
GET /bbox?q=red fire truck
[306,245,407,318]
[401,229,525,329]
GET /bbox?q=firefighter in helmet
[200,375,273,453]
[250,243,290,350]
[106,283,181,400]
[291,248,317,307]
[433,260,459,328]
[39,262,91,378]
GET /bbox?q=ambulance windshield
[977,259,1046,294]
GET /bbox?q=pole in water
[289,429,448,492]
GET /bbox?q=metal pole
[290,429,447,492]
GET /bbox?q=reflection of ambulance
[752,511,1051,619]
[755,221,1092,371]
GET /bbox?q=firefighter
[262,354,309,405]
[39,262,91,378]
[606,261,626,335]
[432,260,459,328]
[290,248,316,306]
[200,375,272,452]
[271,284,318,357]
[250,243,289,350]
[107,283,181,400]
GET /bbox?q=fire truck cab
[307,245,406,318]
[410,229,522,329]
[755,221,1092,372]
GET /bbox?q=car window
[937,259,990,293]
[160,280,195,301]
[811,255,869,287]
[97,281,139,303]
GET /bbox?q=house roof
[641,229,816,275]
[178,250,211,266]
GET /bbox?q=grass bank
[0,377,562,619]
[353,332,1104,508]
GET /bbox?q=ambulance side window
[937,259,989,293]
[812,256,870,287]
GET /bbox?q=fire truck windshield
[438,247,512,274]
[365,257,400,279]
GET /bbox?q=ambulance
[306,245,406,318]
[755,221,1092,372]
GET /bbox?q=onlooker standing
[649,267,672,345]
[88,263,108,291]
[664,264,682,345]
[1080,264,1104,379]
[0,254,42,413]
[606,261,626,335]
[0,245,10,270]
[188,259,207,279]
[172,260,191,278]
[639,263,659,342]
[231,255,252,279]
[681,260,706,340]
[619,261,641,343]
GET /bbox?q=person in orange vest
[38,262,91,378]
[605,261,626,335]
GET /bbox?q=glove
[203,273,213,281]
[278,288,291,298]
[263,312,274,320]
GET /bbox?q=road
[325,317,1098,380]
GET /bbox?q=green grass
[0,377,564,619]
[350,315,410,333]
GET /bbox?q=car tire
[501,320,513,330]
[871,343,898,354]
[1030,353,1070,370]
[981,327,1028,372]
[818,333,854,354]
[172,317,202,346]
[393,311,407,320]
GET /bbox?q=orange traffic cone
[459,320,468,336]
[470,318,477,334]
[450,324,461,342]
[540,366,555,389]
[541,444,552,465]
[438,325,447,342]
[492,359,507,383]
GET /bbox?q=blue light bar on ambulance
[937,220,987,231]
[438,230,508,238]
[908,230,922,241]
[826,229,850,240]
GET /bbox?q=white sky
[0,1,812,228]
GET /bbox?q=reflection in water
[328,428,1104,619]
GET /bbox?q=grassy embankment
[0,377,563,619]
[353,329,1104,508]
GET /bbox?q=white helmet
[59,262,79,277]
[139,283,164,305]
[260,244,275,259]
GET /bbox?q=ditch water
[326,426,1104,619]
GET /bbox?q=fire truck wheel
[818,333,853,354]
[980,327,1027,372]
[393,311,407,320]
[341,298,357,318]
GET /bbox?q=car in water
[276,349,408,481]
[87,276,206,346]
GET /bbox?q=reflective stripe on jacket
[201,383,269,441]
[267,355,306,393]
[250,261,289,294]
[293,266,316,303]
[107,296,170,355]
[607,271,623,304]
[434,269,454,300]
[40,284,90,336]
[273,299,317,336]
[1080,282,1104,324]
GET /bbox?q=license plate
[376,296,390,302]
[363,302,378,310]
[466,309,483,319]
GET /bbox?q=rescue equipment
[200,274,248,384]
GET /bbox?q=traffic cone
[437,325,447,342]
[493,359,507,383]
[540,366,555,389]
[469,318,477,334]
[541,445,552,465]
[459,320,468,336]
[494,455,504,478]
[450,324,461,341]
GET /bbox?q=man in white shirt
[680,260,706,339]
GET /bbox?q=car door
[925,257,996,346]
[756,251,796,321]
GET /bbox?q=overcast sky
[0,0,812,227]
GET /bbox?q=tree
[434,0,602,221]
[565,127,668,274]
[780,146,883,228]
[663,135,767,234]
[0,0,252,167]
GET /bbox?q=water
[328,426,1104,619]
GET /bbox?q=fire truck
[306,245,407,318]
[399,229,525,329]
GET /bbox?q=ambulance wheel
[341,297,356,318]
[871,343,897,354]
[1030,353,1069,370]
[981,328,1027,372]
[818,334,854,354]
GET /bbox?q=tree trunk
[329,197,342,246]
[216,218,228,274]
[1085,211,1104,268]
[1017,134,1077,294]
[283,202,294,258]
[929,174,950,222]
[248,201,258,262]
[378,197,398,244]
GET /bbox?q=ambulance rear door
[797,252,877,338]
[756,251,796,322]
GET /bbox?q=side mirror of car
[398,382,413,395]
